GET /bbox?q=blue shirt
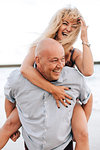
[4,67,91,150]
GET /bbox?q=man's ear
[35,56,40,65]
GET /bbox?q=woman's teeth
[62,32,68,36]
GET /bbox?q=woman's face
[57,19,78,40]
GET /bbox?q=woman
[21,7,93,108]
[0,6,93,150]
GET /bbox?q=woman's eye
[63,22,68,25]
[72,25,77,28]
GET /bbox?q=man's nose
[56,60,64,68]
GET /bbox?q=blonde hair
[32,6,82,52]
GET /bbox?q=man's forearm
[5,98,16,118]
[82,94,93,121]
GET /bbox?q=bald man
[2,38,92,150]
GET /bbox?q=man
[3,38,92,150]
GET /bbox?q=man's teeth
[53,70,60,73]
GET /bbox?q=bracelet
[82,41,91,47]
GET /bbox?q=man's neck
[36,68,50,81]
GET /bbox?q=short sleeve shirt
[4,67,91,150]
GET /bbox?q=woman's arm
[20,46,72,108]
[5,98,21,141]
[74,18,94,76]
[82,94,93,121]
[0,99,21,149]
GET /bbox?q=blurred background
[0,0,100,65]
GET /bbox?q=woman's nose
[67,25,72,32]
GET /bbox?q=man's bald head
[35,38,65,81]
[35,38,64,57]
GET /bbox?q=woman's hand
[52,86,72,108]
[78,17,88,42]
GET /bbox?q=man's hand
[10,130,20,142]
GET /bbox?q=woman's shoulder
[72,48,82,61]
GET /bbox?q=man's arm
[5,97,16,118]
[82,93,93,121]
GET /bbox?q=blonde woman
[21,7,93,108]
[0,7,93,150]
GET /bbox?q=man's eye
[61,58,65,62]
[53,60,57,62]
[50,59,57,62]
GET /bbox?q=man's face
[37,45,65,81]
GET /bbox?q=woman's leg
[72,103,89,150]
[0,107,21,149]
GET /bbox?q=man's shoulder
[7,69,23,86]
[8,68,21,79]
[7,69,42,90]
